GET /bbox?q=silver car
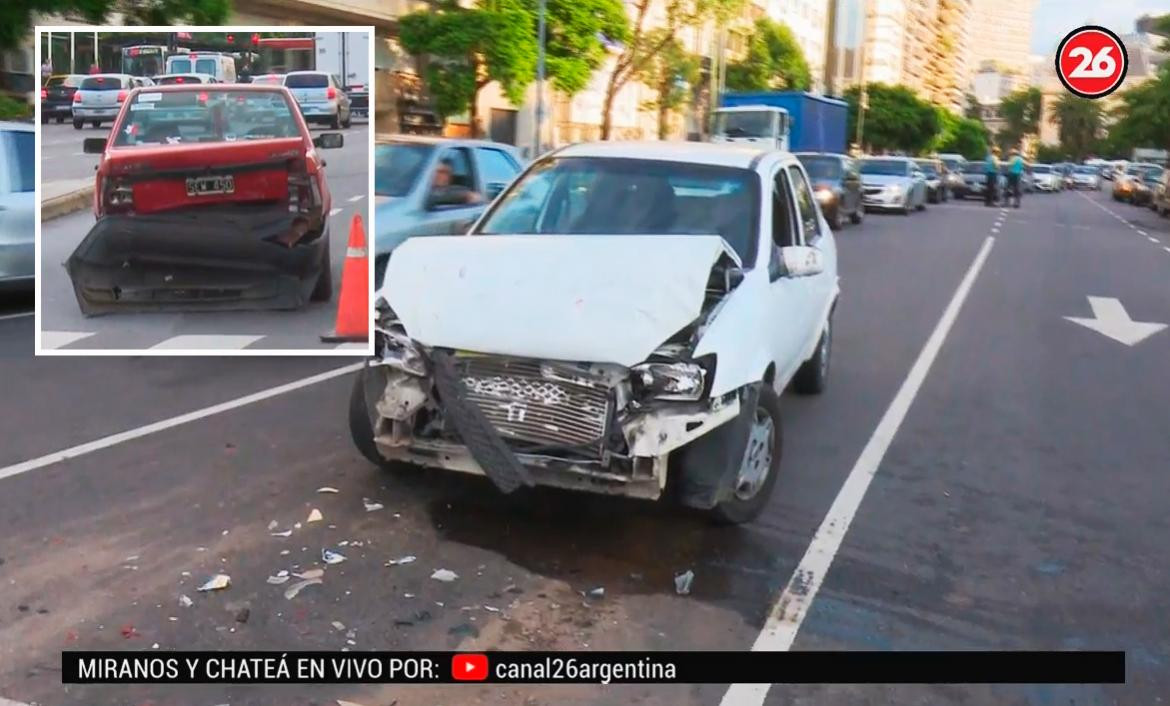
[0,122,34,291]
[374,136,525,285]
[283,71,351,129]
[859,157,927,214]
[1070,165,1101,190]
[72,74,153,129]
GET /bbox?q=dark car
[40,74,86,123]
[66,84,345,315]
[914,158,949,203]
[794,152,864,228]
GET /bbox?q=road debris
[484,605,501,613]
[235,608,250,624]
[322,549,347,565]
[448,623,479,639]
[337,701,371,706]
[674,570,694,595]
[179,595,194,608]
[386,555,417,567]
[363,498,384,512]
[317,487,340,494]
[284,578,323,600]
[332,621,346,631]
[431,569,458,582]
[307,509,323,523]
[266,573,290,585]
[586,587,605,599]
[267,520,279,531]
[120,624,139,639]
[271,529,293,538]
[197,574,231,592]
[295,568,325,580]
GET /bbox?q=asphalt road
[37,122,371,352]
[1,187,1168,705]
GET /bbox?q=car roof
[375,134,520,151]
[285,70,329,75]
[131,83,285,92]
[81,74,133,81]
[551,141,772,169]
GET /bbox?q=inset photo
[35,27,373,354]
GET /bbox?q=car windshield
[916,162,939,176]
[81,76,126,91]
[860,159,909,176]
[1144,168,1164,181]
[123,54,164,77]
[252,75,284,86]
[940,158,963,170]
[286,73,329,89]
[156,75,202,85]
[797,156,842,180]
[1073,166,1096,174]
[111,89,301,146]
[963,163,986,174]
[0,129,34,193]
[478,157,761,266]
[375,142,435,197]
[715,111,774,138]
[1033,165,1052,173]
[46,76,83,88]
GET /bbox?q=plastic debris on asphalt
[120,624,139,639]
[235,608,250,624]
[295,568,325,580]
[266,574,290,585]
[317,487,340,494]
[322,549,347,565]
[270,529,293,538]
[337,701,370,706]
[307,509,324,523]
[197,574,231,592]
[674,570,694,595]
[586,587,605,599]
[386,555,417,567]
[179,595,194,608]
[332,621,346,631]
[363,498,384,512]
[484,605,501,613]
[284,578,323,600]
[430,569,458,582]
[266,520,278,531]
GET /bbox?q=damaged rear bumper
[65,207,327,315]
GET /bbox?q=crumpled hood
[861,174,910,187]
[380,234,740,367]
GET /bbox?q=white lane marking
[347,195,364,202]
[0,311,34,321]
[1137,230,1147,236]
[720,236,996,706]
[0,363,362,483]
[0,697,33,706]
[41,331,96,349]
[1150,237,1160,243]
[329,207,342,216]
[991,227,1000,233]
[151,334,264,350]
[1163,246,1170,254]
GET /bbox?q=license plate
[186,175,235,197]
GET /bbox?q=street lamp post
[534,0,547,157]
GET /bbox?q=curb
[41,186,93,223]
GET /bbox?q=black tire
[56,117,64,124]
[916,199,926,211]
[72,119,83,130]
[793,314,832,395]
[348,366,392,468]
[342,109,352,128]
[829,204,842,230]
[91,121,101,128]
[709,386,783,525]
[850,203,863,225]
[330,112,341,130]
[309,235,333,302]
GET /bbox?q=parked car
[153,73,219,85]
[1069,165,1101,190]
[373,136,525,285]
[914,158,949,203]
[795,152,864,228]
[1030,164,1061,192]
[859,157,927,214]
[283,71,352,129]
[1154,170,1170,217]
[0,122,34,292]
[72,74,153,129]
[40,74,86,123]
[66,84,344,315]
[937,154,967,194]
[351,141,839,524]
[1130,166,1164,207]
[1113,163,1161,203]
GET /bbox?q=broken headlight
[631,361,708,401]
[374,297,427,376]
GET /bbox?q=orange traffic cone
[320,213,370,344]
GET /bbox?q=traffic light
[226,33,235,44]
[251,33,261,46]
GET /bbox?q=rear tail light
[73,92,82,103]
[117,90,128,102]
[198,91,209,103]
[41,89,47,99]
[287,159,321,214]
[176,77,185,83]
[104,178,135,213]
[326,86,336,100]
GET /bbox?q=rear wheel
[56,117,64,124]
[72,119,83,130]
[310,236,333,302]
[709,386,783,525]
[342,108,352,128]
[330,112,341,130]
[793,315,832,395]
[91,121,100,128]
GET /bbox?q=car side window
[772,169,798,249]
[787,165,821,244]
[438,147,477,192]
[476,148,520,192]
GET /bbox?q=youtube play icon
[452,653,489,681]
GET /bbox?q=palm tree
[1051,93,1103,160]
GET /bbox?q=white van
[165,53,236,83]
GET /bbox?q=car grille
[456,356,612,454]
[863,187,883,196]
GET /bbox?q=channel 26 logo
[1055,25,1129,99]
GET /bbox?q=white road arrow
[1064,296,1167,346]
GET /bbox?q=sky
[1030,0,1168,53]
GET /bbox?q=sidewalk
[40,177,92,222]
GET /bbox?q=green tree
[1050,93,1103,160]
[400,0,536,136]
[636,30,700,139]
[1033,143,1067,163]
[931,110,988,160]
[996,86,1042,150]
[843,83,940,154]
[963,92,982,120]
[600,0,744,139]
[1,0,230,51]
[724,18,811,92]
[529,0,630,97]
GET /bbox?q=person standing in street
[41,57,52,83]
[984,147,1000,206]
[1007,148,1025,208]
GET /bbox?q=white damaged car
[349,142,839,523]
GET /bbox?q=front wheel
[91,121,101,128]
[793,315,832,395]
[72,119,83,130]
[829,204,842,230]
[348,366,392,468]
[709,386,783,525]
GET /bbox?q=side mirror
[83,137,107,154]
[779,245,825,278]
[485,182,506,199]
[314,133,343,149]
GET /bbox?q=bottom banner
[62,650,1125,685]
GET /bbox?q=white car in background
[1070,165,1101,190]
[283,71,352,129]
[859,157,928,214]
[72,74,153,129]
[0,122,34,291]
[1031,164,1062,192]
[350,142,839,524]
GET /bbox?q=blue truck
[712,91,849,154]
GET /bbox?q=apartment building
[824,0,868,95]
[763,0,830,92]
[967,0,1035,74]
[863,0,907,85]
